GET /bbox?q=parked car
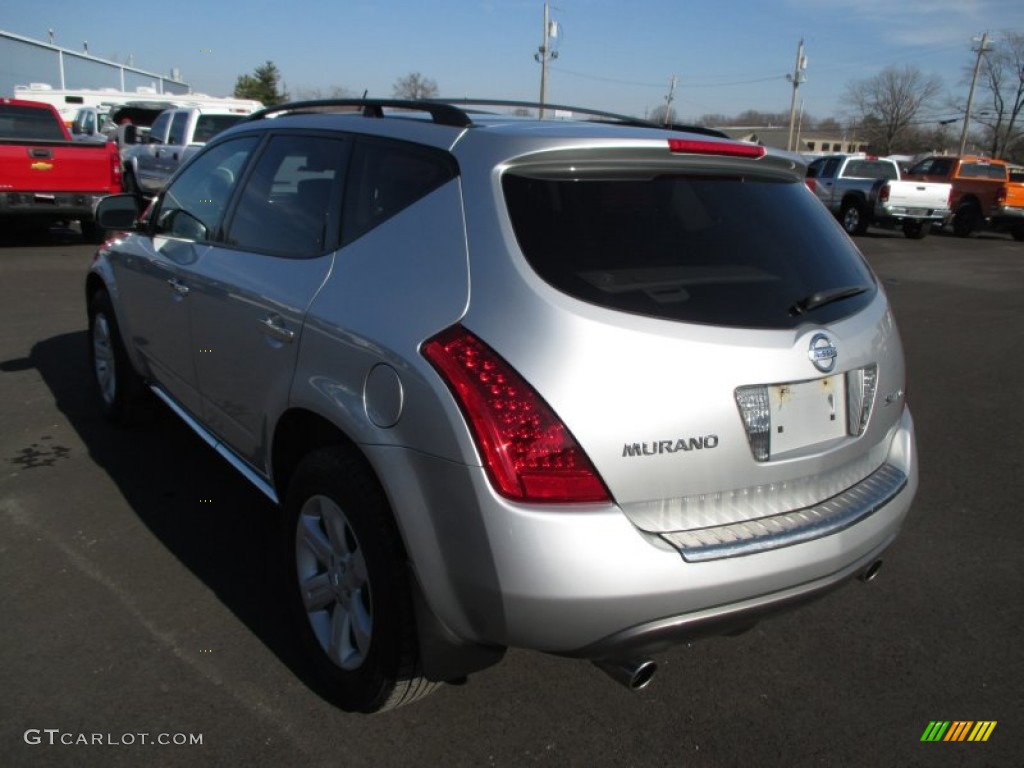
[0,97,122,241]
[904,155,1024,240]
[805,154,951,238]
[120,106,254,195]
[87,98,918,713]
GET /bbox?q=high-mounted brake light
[423,326,611,504]
[668,139,765,159]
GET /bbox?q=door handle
[260,316,295,343]
[167,278,189,297]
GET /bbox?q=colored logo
[920,721,997,742]
[30,161,53,171]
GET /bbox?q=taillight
[422,326,611,503]
[879,183,890,203]
[109,145,122,191]
[668,138,765,159]
[997,186,1006,205]
[805,178,817,192]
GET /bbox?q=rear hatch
[458,137,909,557]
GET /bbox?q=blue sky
[4,0,1024,123]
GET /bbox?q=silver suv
[87,99,918,713]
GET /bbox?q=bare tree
[293,85,354,101]
[392,72,439,100]
[842,65,942,154]
[647,104,678,126]
[973,30,1024,161]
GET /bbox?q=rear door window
[503,171,876,329]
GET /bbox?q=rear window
[958,162,1006,180]
[841,160,898,180]
[193,114,244,143]
[0,105,66,141]
[502,173,876,329]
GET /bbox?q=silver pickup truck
[121,107,250,196]
[806,154,952,238]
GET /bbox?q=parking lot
[1,225,1021,767]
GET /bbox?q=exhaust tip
[593,658,658,691]
[859,559,883,583]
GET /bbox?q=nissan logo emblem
[808,333,838,373]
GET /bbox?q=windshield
[503,172,876,329]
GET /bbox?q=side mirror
[95,194,142,230]
[71,122,82,135]
[123,125,138,145]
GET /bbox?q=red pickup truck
[0,98,122,241]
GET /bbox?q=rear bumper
[0,191,108,221]
[876,204,950,222]
[990,205,1024,224]
[373,407,918,657]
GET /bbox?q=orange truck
[904,155,1024,241]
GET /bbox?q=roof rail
[244,97,727,138]
[245,98,474,127]
[430,98,727,138]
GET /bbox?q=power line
[550,66,786,89]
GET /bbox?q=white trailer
[12,83,261,126]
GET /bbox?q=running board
[149,386,279,505]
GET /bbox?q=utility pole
[663,75,678,126]
[535,3,559,119]
[786,39,807,152]
[959,31,992,155]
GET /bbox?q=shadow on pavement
[5,330,338,703]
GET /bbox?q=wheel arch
[271,408,505,683]
[271,408,362,504]
[840,191,867,210]
[956,193,982,211]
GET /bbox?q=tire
[284,447,438,713]
[952,202,981,237]
[840,200,868,235]
[902,220,928,239]
[122,168,139,196]
[1012,224,1024,242]
[88,289,147,424]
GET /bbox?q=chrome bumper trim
[660,463,907,562]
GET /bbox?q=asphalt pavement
[1,224,1021,767]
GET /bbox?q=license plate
[906,208,927,216]
[769,375,847,455]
